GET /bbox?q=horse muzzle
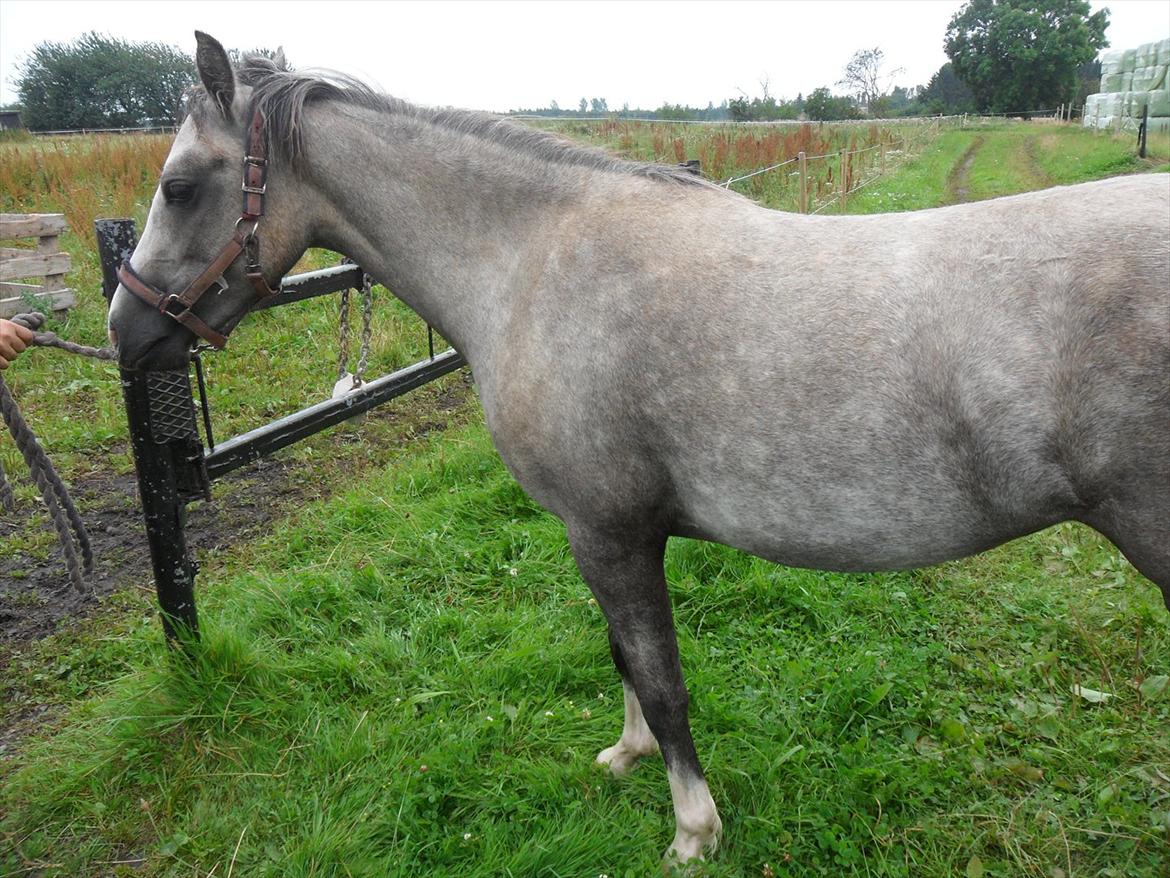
[108,284,197,371]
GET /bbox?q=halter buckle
[159,293,189,318]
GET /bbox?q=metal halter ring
[235,216,260,240]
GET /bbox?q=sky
[1,0,1168,113]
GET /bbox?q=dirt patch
[0,371,476,652]
[946,135,984,203]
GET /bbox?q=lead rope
[0,312,117,592]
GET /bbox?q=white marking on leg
[664,766,722,864]
[595,681,659,776]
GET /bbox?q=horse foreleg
[569,525,722,865]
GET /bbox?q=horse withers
[108,32,1170,866]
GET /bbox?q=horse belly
[672,472,1052,572]
[666,406,1072,574]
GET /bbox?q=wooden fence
[0,213,75,318]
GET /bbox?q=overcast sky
[1,1,1167,112]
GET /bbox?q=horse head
[108,32,310,370]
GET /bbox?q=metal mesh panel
[146,370,198,443]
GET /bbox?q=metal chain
[354,273,373,388]
[336,285,350,382]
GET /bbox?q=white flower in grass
[463,832,472,841]
[486,715,494,722]
[544,710,554,717]
[509,567,518,576]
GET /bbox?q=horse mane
[188,56,714,189]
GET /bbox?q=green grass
[847,129,977,214]
[3,426,1167,877]
[3,122,1169,877]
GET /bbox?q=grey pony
[108,33,1170,865]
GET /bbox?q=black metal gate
[95,218,466,643]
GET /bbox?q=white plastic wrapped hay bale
[1121,48,1137,73]
[1149,87,1170,118]
[1147,64,1168,92]
[1132,67,1160,91]
[1158,38,1170,66]
[1082,93,1100,127]
[1148,117,1170,134]
[1100,49,1124,76]
[1100,72,1126,92]
[1128,91,1149,118]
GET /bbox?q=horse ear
[273,46,288,70]
[194,31,236,119]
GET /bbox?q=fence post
[798,151,808,213]
[839,149,848,212]
[95,218,203,646]
[1139,104,1149,158]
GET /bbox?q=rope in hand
[0,312,117,593]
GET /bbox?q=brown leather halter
[117,108,281,350]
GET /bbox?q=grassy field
[2,121,1168,877]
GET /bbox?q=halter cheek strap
[117,107,281,351]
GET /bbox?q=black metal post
[119,369,202,642]
[96,218,202,644]
[94,218,140,305]
[1139,105,1149,159]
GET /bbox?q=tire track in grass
[945,135,984,203]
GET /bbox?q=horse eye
[163,180,196,205]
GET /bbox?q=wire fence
[714,120,938,213]
[29,124,179,137]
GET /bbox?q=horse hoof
[663,810,722,871]
[595,744,640,777]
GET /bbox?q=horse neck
[300,102,584,364]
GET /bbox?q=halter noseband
[116,108,281,350]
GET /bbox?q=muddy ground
[0,372,476,653]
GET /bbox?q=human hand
[0,319,35,369]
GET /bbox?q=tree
[1074,58,1102,107]
[17,32,195,130]
[590,97,608,114]
[837,47,904,114]
[918,63,976,115]
[804,87,861,121]
[944,0,1108,113]
[578,98,588,114]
